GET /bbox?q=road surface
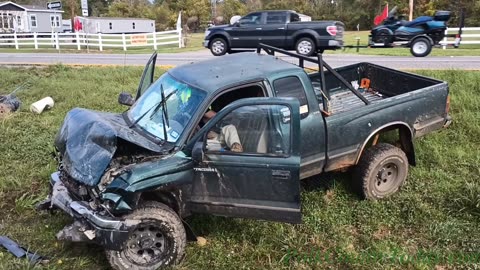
[1,50,480,69]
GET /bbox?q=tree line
[14,0,480,31]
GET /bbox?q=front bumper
[48,172,137,250]
[203,40,209,48]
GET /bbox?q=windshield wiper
[158,84,169,145]
[128,98,163,128]
[129,84,178,143]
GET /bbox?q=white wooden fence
[0,30,183,51]
[442,27,480,49]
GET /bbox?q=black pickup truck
[41,45,451,269]
[204,10,344,56]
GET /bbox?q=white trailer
[75,16,155,34]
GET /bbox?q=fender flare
[408,34,434,46]
[355,121,416,166]
[207,31,232,47]
[292,29,321,46]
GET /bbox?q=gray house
[75,16,155,34]
[0,1,63,33]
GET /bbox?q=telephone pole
[409,0,414,21]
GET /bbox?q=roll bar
[256,43,370,113]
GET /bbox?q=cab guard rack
[256,43,370,113]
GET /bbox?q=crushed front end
[38,107,174,250]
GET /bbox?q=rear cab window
[273,76,309,115]
[290,13,300,22]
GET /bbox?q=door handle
[272,170,290,180]
[256,27,262,30]
[277,27,285,30]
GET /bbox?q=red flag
[73,17,83,32]
[374,4,389,25]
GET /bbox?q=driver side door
[136,52,157,100]
[188,98,302,223]
[229,12,264,48]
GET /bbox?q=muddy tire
[106,202,186,270]
[354,143,408,200]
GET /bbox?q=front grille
[59,168,89,200]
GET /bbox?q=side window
[290,13,300,22]
[205,104,291,156]
[50,15,60,28]
[273,76,309,114]
[30,15,37,28]
[266,12,287,24]
[239,13,262,25]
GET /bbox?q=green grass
[0,32,205,54]
[327,30,480,56]
[0,67,479,269]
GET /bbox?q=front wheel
[106,202,186,270]
[354,143,408,200]
[410,37,432,57]
[295,37,316,56]
[209,38,228,56]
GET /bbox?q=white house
[0,1,64,33]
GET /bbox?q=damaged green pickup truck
[39,44,451,269]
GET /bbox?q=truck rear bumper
[47,172,135,250]
[317,39,343,50]
[414,115,452,137]
[443,115,452,128]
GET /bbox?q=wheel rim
[211,40,225,54]
[374,162,399,194]
[124,222,168,266]
[297,40,312,55]
[412,41,428,54]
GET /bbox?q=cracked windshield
[129,73,206,142]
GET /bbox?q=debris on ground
[0,81,32,118]
[196,236,207,246]
[0,235,49,265]
[30,97,55,114]
[0,95,21,117]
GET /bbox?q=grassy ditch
[0,66,479,269]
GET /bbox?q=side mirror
[118,92,135,106]
[234,21,241,27]
[192,141,204,162]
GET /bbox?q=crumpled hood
[55,108,165,186]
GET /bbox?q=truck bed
[327,90,384,113]
[309,62,442,114]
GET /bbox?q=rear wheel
[295,37,316,56]
[106,202,186,270]
[209,38,228,56]
[410,37,432,57]
[354,143,408,200]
